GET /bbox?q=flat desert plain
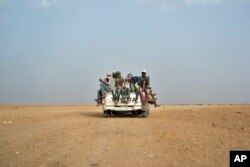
[0,105,250,167]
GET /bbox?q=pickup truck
[101,91,150,118]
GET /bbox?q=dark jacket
[138,76,150,88]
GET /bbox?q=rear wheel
[103,110,111,118]
[140,111,147,117]
[140,107,150,118]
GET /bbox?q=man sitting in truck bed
[138,70,150,89]
[125,73,139,103]
[138,70,160,107]
[113,71,124,104]
[95,73,115,105]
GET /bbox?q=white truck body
[102,92,150,117]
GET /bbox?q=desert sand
[0,105,249,167]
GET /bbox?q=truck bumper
[103,105,143,111]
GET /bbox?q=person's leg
[122,88,129,103]
[100,84,111,96]
[120,88,125,102]
[135,88,139,102]
[111,90,115,101]
[100,84,105,95]
[117,87,121,102]
[96,89,102,104]
[150,94,160,107]
[154,99,160,107]
[114,88,118,101]
[149,89,160,107]
[127,88,130,101]
[137,87,142,103]
[140,87,148,105]
[148,94,153,103]
[114,88,121,105]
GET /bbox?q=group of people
[95,70,160,107]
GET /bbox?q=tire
[103,110,111,118]
[140,111,147,117]
[140,107,149,118]
[147,107,150,115]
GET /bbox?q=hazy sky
[0,0,250,104]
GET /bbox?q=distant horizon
[0,103,249,106]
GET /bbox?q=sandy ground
[0,105,249,167]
